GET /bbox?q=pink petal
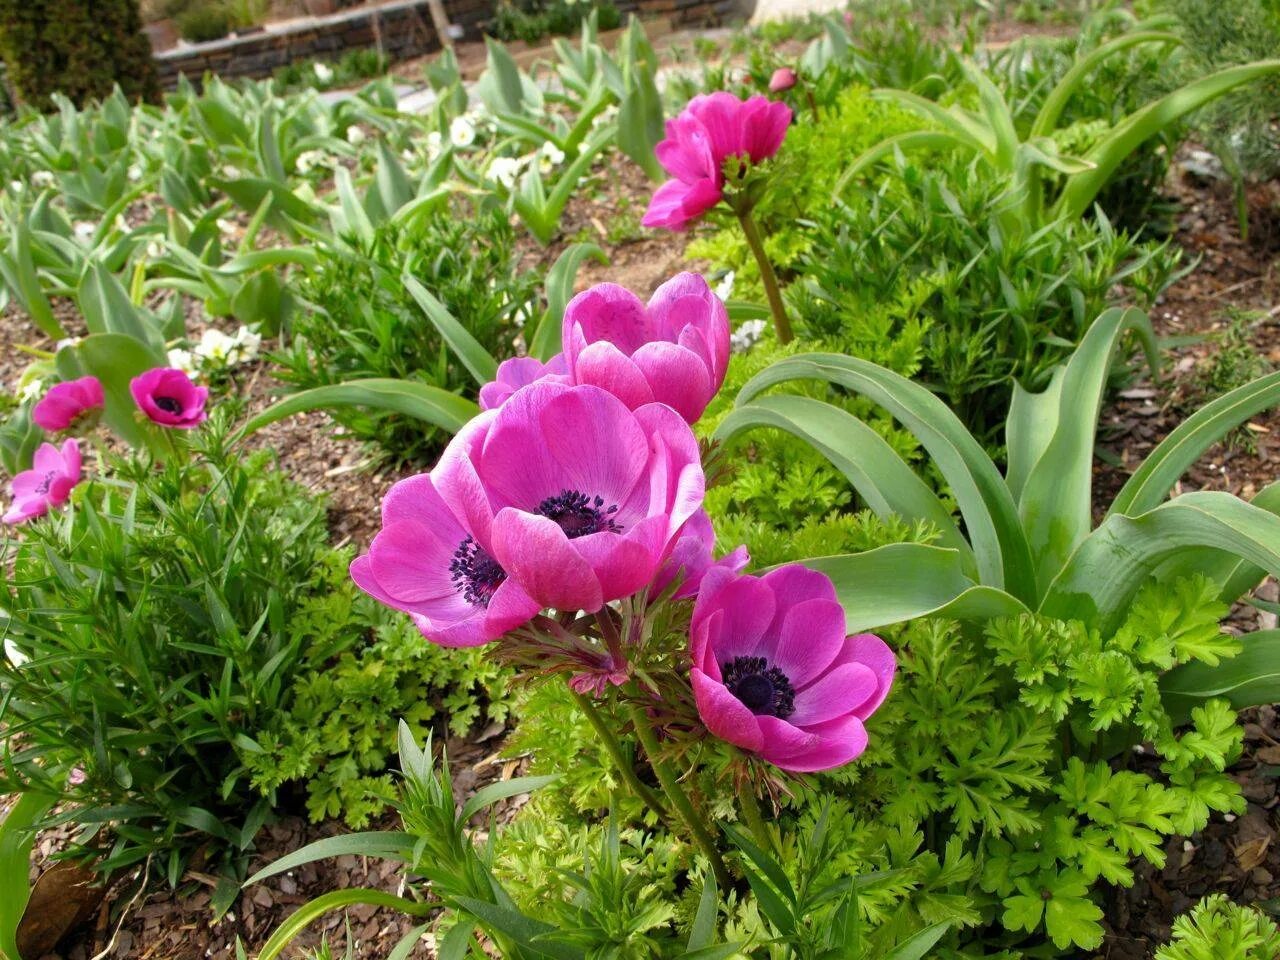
[368,521,459,603]
[642,178,721,231]
[479,382,581,508]
[630,341,713,424]
[484,577,542,635]
[564,284,653,358]
[569,514,667,603]
[840,634,896,720]
[742,98,791,163]
[629,402,704,537]
[767,715,869,773]
[789,662,878,726]
[692,668,764,752]
[690,569,776,663]
[32,442,62,474]
[541,385,650,510]
[491,508,602,612]
[764,598,846,688]
[760,565,840,636]
[569,341,655,411]
[690,92,747,160]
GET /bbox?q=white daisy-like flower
[73,221,97,242]
[730,318,768,354]
[9,181,23,193]
[714,270,735,302]
[127,163,144,182]
[167,348,198,376]
[194,328,239,364]
[449,115,476,149]
[486,155,525,188]
[55,336,82,352]
[232,325,262,361]
[216,218,239,240]
[346,126,367,146]
[31,170,55,188]
[314,62,334,84]
[221,164,240,179]
[295,149,328,175]
[538,141,565,174]
[146,238,166,260]
[425,130,443,160]
[18,378,44,402]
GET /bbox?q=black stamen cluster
[449,535,506,608]
[536,489,623,539]
[722,655,796,719]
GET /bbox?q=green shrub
[244,563,514,828]
[0,413,349,880]
[0,0,160,109]
[490,0,621,43]
[275,200,540,463]
[176,2,232,42]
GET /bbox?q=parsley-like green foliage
[1155,895,1280,960]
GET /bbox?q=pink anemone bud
[4,439,83,524]
[129,367,208,429]
[642,92,792,231]
[769,67,798,93]
[562,273,730,424]
[479,354,569,411]
[32,376,104,432]
[463,381,705,613]
[689,565,895,773]
[351,415,541,646]
[651,510,748,601]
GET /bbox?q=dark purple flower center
[537,490,622,538]
[449,536,506,608]
[33,471,57,496]
[722,656,795,719]
[154,396,183,414]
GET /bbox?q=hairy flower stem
[736,208,793,344]
[738,787,777,857]
[594,609,626,667]
[569,689,669,822]
[626,702,732,889]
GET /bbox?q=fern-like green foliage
[1155,895,1280,960]
[244,563,513,828]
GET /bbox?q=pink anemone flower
[642,92,791,231]
[689,565,895,773]
[4,439,82,524]
[562,273,730,424]
[130,367,208,429]
[466,381,704,613]
[350,415,541,646]
[32,377,104,432]
[651,510,749,601]
[479,355,568,411]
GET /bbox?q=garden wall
[153,0,734,88]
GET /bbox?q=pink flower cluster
[353,271,895,774]
[6,366,209,525]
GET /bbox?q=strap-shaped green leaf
[237,378,478,440]
[1042,493,1280,632]
[1014,307,1156,597]
[731,353,1035,599]
[1160,630,1280,725]
[55,333,166,451]
[403,274,500,387]
[243,831,413,887]
[256,889,433,960]
[794,544,1027,632]
[0,792,56,960]
[833,130,970,199]
[1110,369,1280,517]
[716,394,972,566]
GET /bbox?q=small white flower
[216,218,239,240]
[486,156,524,188]
[449,115,476,149]
[346,126,367,146]
[167,348,198,376]
[127,163,144,182]
[74,221,97,242]
[4,638,29,668]
[314,62,334,84]
[9,181,22,193]
[232,325,262,361]
[55,336,82,352]
[146,238,166,260]
[221,164,240,179]
[295,149,328,175]
[730,318,767,354]
[31,170,55,188]
[714,270,735,302]
[425,130,443,160]
[194,328,239,364]
[18,378,44,402]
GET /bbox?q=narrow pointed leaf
[237,379,477,439]
[402,274,499,386]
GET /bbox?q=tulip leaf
[1160,630,1280,725]
[0,792,55,960]
[402,274,499,386]
[243,831,412,887]
[1110,369,1280,517]
[255,890,433,960]
[237,379,477,440]
[794,544,1028,632]
[734,353,1035,600]
[716,394,972,565]
[1042,492,1280,633]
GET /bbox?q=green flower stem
[738,785,777,857]
[736,207,793,345]
[569,689,669,822]
[626,702,732,889]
